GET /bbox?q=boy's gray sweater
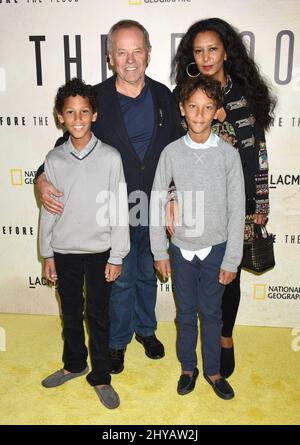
[150,135,245,272]
[39,134,130,265]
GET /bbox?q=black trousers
[221,264,242,338]
[54,251,111,386]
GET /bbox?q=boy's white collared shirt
[183,131,219,150]
[180,246,212,261]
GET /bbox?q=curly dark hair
[55,78,98,114]
[172,18,276,131]
[179,75,223,109]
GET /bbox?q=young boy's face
[179,88,219,143]
[57,95,97,149]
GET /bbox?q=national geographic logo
[29,276,56,289]
[254,284,300,301]
[10,169,36,185]
[10,169,23,186]
[270,173,300,189]
[128,0,192,5]
[253,284,267,300]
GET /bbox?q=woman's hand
[254,214,268,225]
[219,269,236,286]
[36,174,64,214]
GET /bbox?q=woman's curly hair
[55,78,98,114]
[172,18,276,131]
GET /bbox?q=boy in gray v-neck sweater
[39,133,129,265]
[39,78,129,410]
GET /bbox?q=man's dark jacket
[92,74,183,199]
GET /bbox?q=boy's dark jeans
[54,251,111,386]
[170,242,226,375]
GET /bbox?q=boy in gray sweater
[150,77,245,400]
[39,78,129,409]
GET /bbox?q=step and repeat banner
[0,0,299,327]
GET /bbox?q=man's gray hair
[106,19,152,54]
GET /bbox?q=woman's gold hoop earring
[186,62,201,78]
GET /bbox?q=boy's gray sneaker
[41,367,89,388]
[94,385,120,409]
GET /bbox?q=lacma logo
[253,284,266,300]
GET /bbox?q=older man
[36,20,183,374]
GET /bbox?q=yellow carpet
[0,313,299,425]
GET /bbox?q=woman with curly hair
[169,17,276,378]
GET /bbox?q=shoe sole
[177,386,195,396]
[145,351,165,360]
[41,367,89,388]
[215,391,234,400]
